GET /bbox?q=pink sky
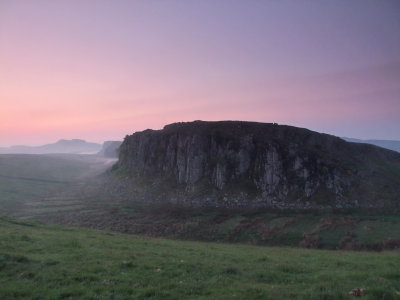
[1,1,399,146]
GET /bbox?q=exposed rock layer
[115,121,400,209]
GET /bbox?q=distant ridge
[0,139,102,154]
[342,137,400,153]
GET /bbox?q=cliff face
[115,121,400,209]
[98,141,122,158]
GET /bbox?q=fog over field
[1,1,399,299]
[1,124,399,250]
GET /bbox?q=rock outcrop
[98,141,122,158]
[114,121,400,210]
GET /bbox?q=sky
[0,0,399,146]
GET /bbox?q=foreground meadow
[0,217,399,299]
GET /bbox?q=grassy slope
[0,153,399,250]
[0,154,93,180]
[0,154,114,217]
[54,199,400,251]
[1,217,400,300]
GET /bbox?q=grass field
[84,205,400,250]
[0,154,115,217]
[1,216,400,299]
[0,153,399,251]
[1,153,400,299]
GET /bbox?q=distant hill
[98,141,122,158]
[342,137,400,153]
[114,120,400,211]
[0,139,102,154]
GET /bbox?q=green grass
[106,203,400,250]
[0,153,399,298]
[0,153,399,252]
[0,154,93,181]
[0,154,114,217]
[0,216,399,299]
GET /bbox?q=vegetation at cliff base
[1,153,400,251]
[1,217,400,299]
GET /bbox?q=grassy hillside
[0,154,115,217]
[49,199,400,251]
[1,217,399,299]
[0,153,399,251]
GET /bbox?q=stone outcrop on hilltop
[114,121,400,210]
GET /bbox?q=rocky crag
[113,121,400,210]
[98,141,122,158]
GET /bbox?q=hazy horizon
[2,119,400,148]
[1,0,400,146]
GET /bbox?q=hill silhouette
[114,121,400,210]
[0,139,102,154]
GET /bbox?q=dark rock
[342,137,400,153]
[113,121,400,210]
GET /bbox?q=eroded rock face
[115,121,400,209]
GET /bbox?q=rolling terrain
[47,199,400,251]
[0,139,102,154]
[0,153,116,218]
[1,217,399,299]
[0,152,399,251]
[0,139,399,299]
